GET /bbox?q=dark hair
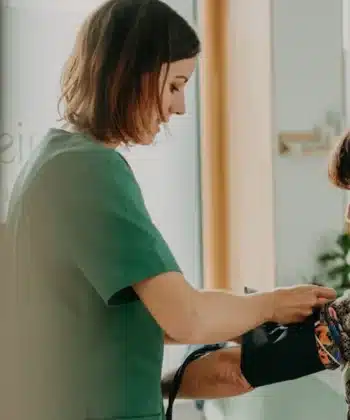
[328,132,350,189]
[58,0,201,145]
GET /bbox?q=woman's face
[143,57,197,144]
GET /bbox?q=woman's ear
[328,131,350,189]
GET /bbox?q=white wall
[272,0,347,287]
[0,0,202,374]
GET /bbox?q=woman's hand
[269,284,336,324]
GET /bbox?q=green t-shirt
[6,128,181,420]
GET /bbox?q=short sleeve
[49,148,182,305]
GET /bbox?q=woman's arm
[135,272,273,344]
[134,272,336,345]
[161,346,253,399]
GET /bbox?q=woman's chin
[142,132,157,145]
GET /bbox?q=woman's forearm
[191,291,272,344]
[161,346,253,399]
[136,271,335,345]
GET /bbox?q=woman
[5,1,335,419]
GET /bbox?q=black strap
[165,343,225,420]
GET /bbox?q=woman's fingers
[313,286,337,301]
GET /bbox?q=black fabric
[241,313,325,388]
[166,312,326,417]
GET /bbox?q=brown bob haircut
[328,131,350,189]
[58,0,201,144]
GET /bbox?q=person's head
[58,0,200,145]
[328,132,350,189]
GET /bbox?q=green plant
[316,233,350,296]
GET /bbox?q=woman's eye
[170,84,180,93]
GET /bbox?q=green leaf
[335,287,349,297]
[318,252,344,264]
[336,234,350,252]
[328,264,350,279]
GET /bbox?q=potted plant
[316,232,350,297]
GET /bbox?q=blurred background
[1,0,350,418]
